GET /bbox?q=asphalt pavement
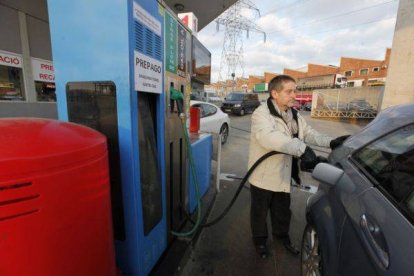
[180,111,369,276]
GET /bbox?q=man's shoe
[283,240,299,255]
[255,244,269,259]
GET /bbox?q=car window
[198,103,217,118]
[227,93,243,101]
[352,124,414,220]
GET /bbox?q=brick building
[339,48,391,87]
[264,72,278,83]
[283,68,306,80]
[208,48,391,94]
[283,48,391,87]
[247,75,265,91]
[205,77,248,96]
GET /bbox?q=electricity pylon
[216,0,266,82]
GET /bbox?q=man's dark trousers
[250,184,291,246]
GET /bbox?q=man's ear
[270,89,278,100]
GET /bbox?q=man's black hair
[268,75,296,96]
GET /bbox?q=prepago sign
[0,50,23,68]
[134,51,162,94]
[31,58,55,82]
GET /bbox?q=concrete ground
[180,111,368,276]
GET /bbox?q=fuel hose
[186,150,281,228]
[170,91,281,233]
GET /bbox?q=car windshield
[227,93,243,101]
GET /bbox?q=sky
[197,0,399,82]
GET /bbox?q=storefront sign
[133,2,161,36]
[178,12,198,35]
[134,51,162,93]
[165,12,177,74]
[0,50,23,68]
[31,58,55,82]
[177,24,187,78]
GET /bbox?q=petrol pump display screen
[192,36,211,85]
[66,81,126,241]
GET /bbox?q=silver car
[190,101,230,144]
[302,103,414,275]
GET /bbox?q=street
[181,111,369,276]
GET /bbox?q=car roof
[190,100,219,108]
[346,103,414,148]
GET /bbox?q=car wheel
[219,123,229,144]
[239,108,245,116]
[301,224,323,276]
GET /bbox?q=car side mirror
[312,163,344,186]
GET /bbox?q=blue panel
[188,134,213,214]
[135,21,144,52]
[48,0,166,275]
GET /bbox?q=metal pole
[231,72,235,92]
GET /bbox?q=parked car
[191,101,230,144]
[292,100,301,110]
[301,102,312,111]
[207,96,222,105]
[347,99,374,112]
[301,103,414,276]
[221,92,260,116]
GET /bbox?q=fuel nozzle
[170,87,184,117]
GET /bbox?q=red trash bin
[189,106,200,133]
[0,118,116,276]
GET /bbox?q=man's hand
[330,135,350,150]
[300,146,318,172]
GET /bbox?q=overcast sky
[197,0,399,82]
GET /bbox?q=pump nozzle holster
[170,88,184,114]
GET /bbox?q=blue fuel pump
[48,0,167,275]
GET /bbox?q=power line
[261,0,312,17]
[267,0,397,34]
[273,16,396,43]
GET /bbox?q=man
[248,75,346,259]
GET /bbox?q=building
[221,48,391,96]
[283,48,391,87]
[0,1,57,118]
[0,0,221,118]
[382,0,414,109]
[205,77,248,96]
[340,48,391,87]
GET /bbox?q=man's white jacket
[248,103,331,192]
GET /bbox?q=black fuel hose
[186,150,282,227]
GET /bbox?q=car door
[339,124,414,275]
[242,94,250,112]
[199,103,219,133]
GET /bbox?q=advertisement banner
[133,2,161,36]
[31,58,55,83]
[165,12,177,74]
[0,50,23,68]
[177,24,187,78]
[134,51,162,93]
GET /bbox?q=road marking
[220,173,242,181]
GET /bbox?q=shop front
[0,50,25,101]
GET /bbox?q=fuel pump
[164,8,197,240]
[49,0,212,274]
[49,1,168,275]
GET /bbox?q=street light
[231,72,235,92]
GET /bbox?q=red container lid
[0,118,107,178]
